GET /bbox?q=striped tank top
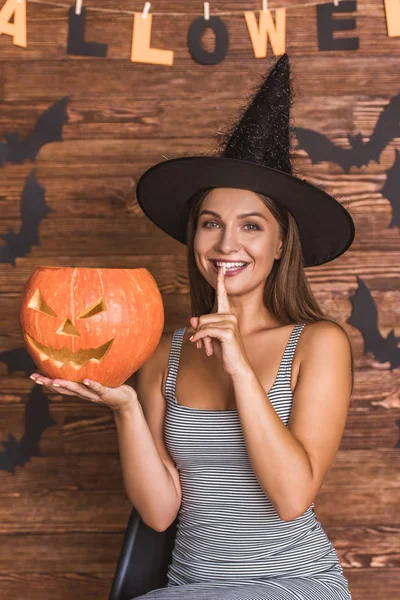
[163,323,348,590]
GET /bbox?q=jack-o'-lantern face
[24,288,114,368]
[19,267,165,387]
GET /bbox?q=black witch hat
[135,53,355,267]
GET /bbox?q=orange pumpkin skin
[19,267,164,387]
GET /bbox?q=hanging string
[27,0,354,17]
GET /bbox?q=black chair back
[108,507,178,600]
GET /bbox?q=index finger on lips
[217,264,232,314]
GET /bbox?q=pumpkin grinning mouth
[25,333,115,369]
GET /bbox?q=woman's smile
[208,260,250,277]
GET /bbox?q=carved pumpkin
[19,267,164,387]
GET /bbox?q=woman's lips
[209,261,249,277]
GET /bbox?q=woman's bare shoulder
[298,320,352,364]
[141,326,191,377]
[145,331,173,370]
[134,332,174,407]
[301,319,350,342]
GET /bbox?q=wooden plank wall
[0,1,399,599]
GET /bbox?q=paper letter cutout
[131,12,173,65]
[0,0,26,48]
[384,0,400,37]
[244,8,286,58]
[316,0,359,51]
[67,6,108,57]
[187,16,229,65]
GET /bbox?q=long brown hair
[185,188,354,390]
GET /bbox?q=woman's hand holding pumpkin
[29,373,138,413]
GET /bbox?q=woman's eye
[202,220,260,231]
[203,221,218,229]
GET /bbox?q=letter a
[0,0,27,48]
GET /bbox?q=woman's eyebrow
[199,210,267,221]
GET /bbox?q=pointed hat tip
[261,53,290,83]
[275,52,290,70]
[260,52,290,90]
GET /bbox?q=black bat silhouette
[0,386,56,475]
[348,276,400,370]
[0,96,70,167]
[381,147,400,229]
[0,346,37,377]
[0,97,70,473]
[0,168,53,266]
[0,336,56,475]
[294,93,400,173]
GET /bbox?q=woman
[30,54,355,598]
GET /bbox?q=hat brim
[135,156,355,267]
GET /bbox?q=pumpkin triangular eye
[78,297,107,319]
[27,289,57,316]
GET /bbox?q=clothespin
[262,0,268,12]
[75,0,83,15]
[142,2,151,19]
[204,2,210,21]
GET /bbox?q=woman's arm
[113,336,182,531]
[230,321,353,521]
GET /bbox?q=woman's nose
[214,228,240,253]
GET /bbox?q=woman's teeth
[215,262,247,270]
[209,260,249,275]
